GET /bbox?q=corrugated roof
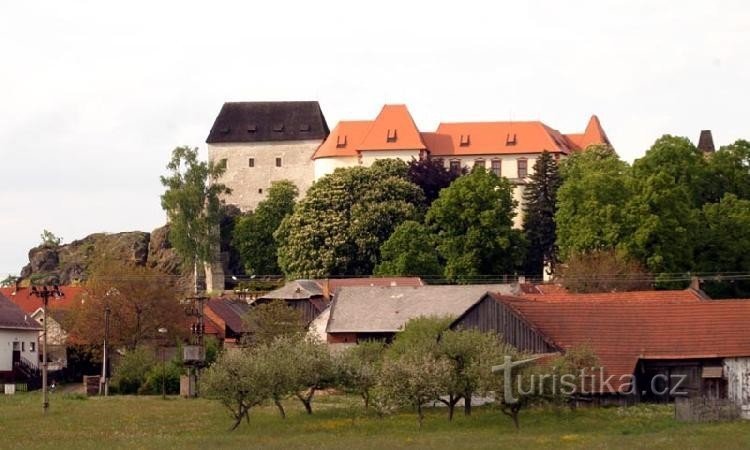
[0,292,42,331]
[206,298,251,334]
[327,284,514,333]
[0,286,83,314]
[492,294,750,391]
[206,101,329,144]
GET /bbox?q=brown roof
[205,298,250,334]
[697,130,715,153]
[492,294,750,391]
[518,287,706,303]
[206,101,329,144]
[0,292,42,331]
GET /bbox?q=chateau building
[207,101,329,212]
[314,104,611,228]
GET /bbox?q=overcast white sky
[1,0,748,277]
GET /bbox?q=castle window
[258,188,263,194]
[247,124,257,133]
[276,157,282,167]
[473,159,485,170]
[336,135,347,148]
[460,134,471,146]
[387,129,397,143]
[491,159,501,176]
[273,124,284,132]
[220,127,230,134]
[248,158,255,168]
[449,160,462,173]
[219,158,228,168]
[30,342,35,352]
[517,158,528,178]
[506,133,517,145]
[299,124,311,132]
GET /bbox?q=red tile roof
[492,294,750,392]
[0,286,84,314]
[357,105,426,151]
[314,107,610,160]
[518,288,706,303]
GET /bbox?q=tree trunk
[501,404,521,430]
[464,394,472,416]
[362,391,370,410]
[274,398,286,419]
[296,389,315,415]
[417,403,424,429]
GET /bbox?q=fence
[675,396,741,422]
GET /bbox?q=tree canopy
[522,151,562,278]
[275,160,425,278]
[373,221,443,277]
[233,180,298,275]
[406,157,463,205]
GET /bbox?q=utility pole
[101,304,111,396]
[29,285,64,414]
[181,295,207,397]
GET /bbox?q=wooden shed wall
[454,296,555,354]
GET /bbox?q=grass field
[1,391,749,449]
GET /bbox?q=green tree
[233,180,298,275]
[522,151,562,278]
[290,337,336,414]
[561,249,651,293]
[242,299,304,347]
[337,340,386,409]
[373,221,442,277]
[203,348,267,430]
[425,168,524,282]
[556,145,633,259]
[160,146,230,292]
[111,346,156,394]
[275,161,425,278]
[40,229,62,247]
[705,139,750,202]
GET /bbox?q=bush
[111,347,156,394]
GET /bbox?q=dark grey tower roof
[206,101,329,144]
[697,130,715,153]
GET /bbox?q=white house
[0,292,41,382]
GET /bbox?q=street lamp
[29,285,64,414]
[158,327,168,400]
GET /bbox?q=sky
[1,0,748,277]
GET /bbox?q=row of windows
[442,158,528,178]
[12,341,36,352]
[219,158,284,168]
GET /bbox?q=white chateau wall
[0,329,39,371]
[358,149,422,167]
[208,140,321,212]
[313,156,360,180]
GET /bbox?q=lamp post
[29,285,64,414]
[158,327,168,400]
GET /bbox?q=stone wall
[209,140,322,212]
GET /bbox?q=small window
[219,158,227,169]
[220,127,230,134]
[247,124,257,133]
[30,342,35,352]
[13,342,19,351]
[248,158,255,168]
[517,158,528,178]
[258,188,263,194]
[299,124,311,132]
[273,124,284,132]
[491,159,502,176]
[506,133,517,145]
[275,157,282,167]
[460,134,470,146]
[21,342,25,351]
[473,159,485,170]
[450,160,462,173]
[387,129,397,143]
[336,135,347,148]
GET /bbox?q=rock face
[19,225,184,285]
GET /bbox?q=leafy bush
[111,347,156,394]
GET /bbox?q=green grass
[1,392,749,449]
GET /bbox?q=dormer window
[336,135,347,148]
[220,127,230,134]
[247,124,257,133]
[387,129,397,143]
[460,134,471,146]
[273,124,284,132]
[506,133,517,145]
[299,124,311,132]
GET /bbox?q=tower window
[248,158,255,168]
[275,157,282,167]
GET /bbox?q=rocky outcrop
[19,225,184,285]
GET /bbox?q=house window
[491,159,502,176]
[248,158,255,168]
[30,342,35,352]
[449,160,462,173]
[473,159,485,170]
[219,158,228,168]
[517,158,528,178]
[275,157,282,167]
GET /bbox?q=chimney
[689,276,701,291]
[697,130,715,154]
